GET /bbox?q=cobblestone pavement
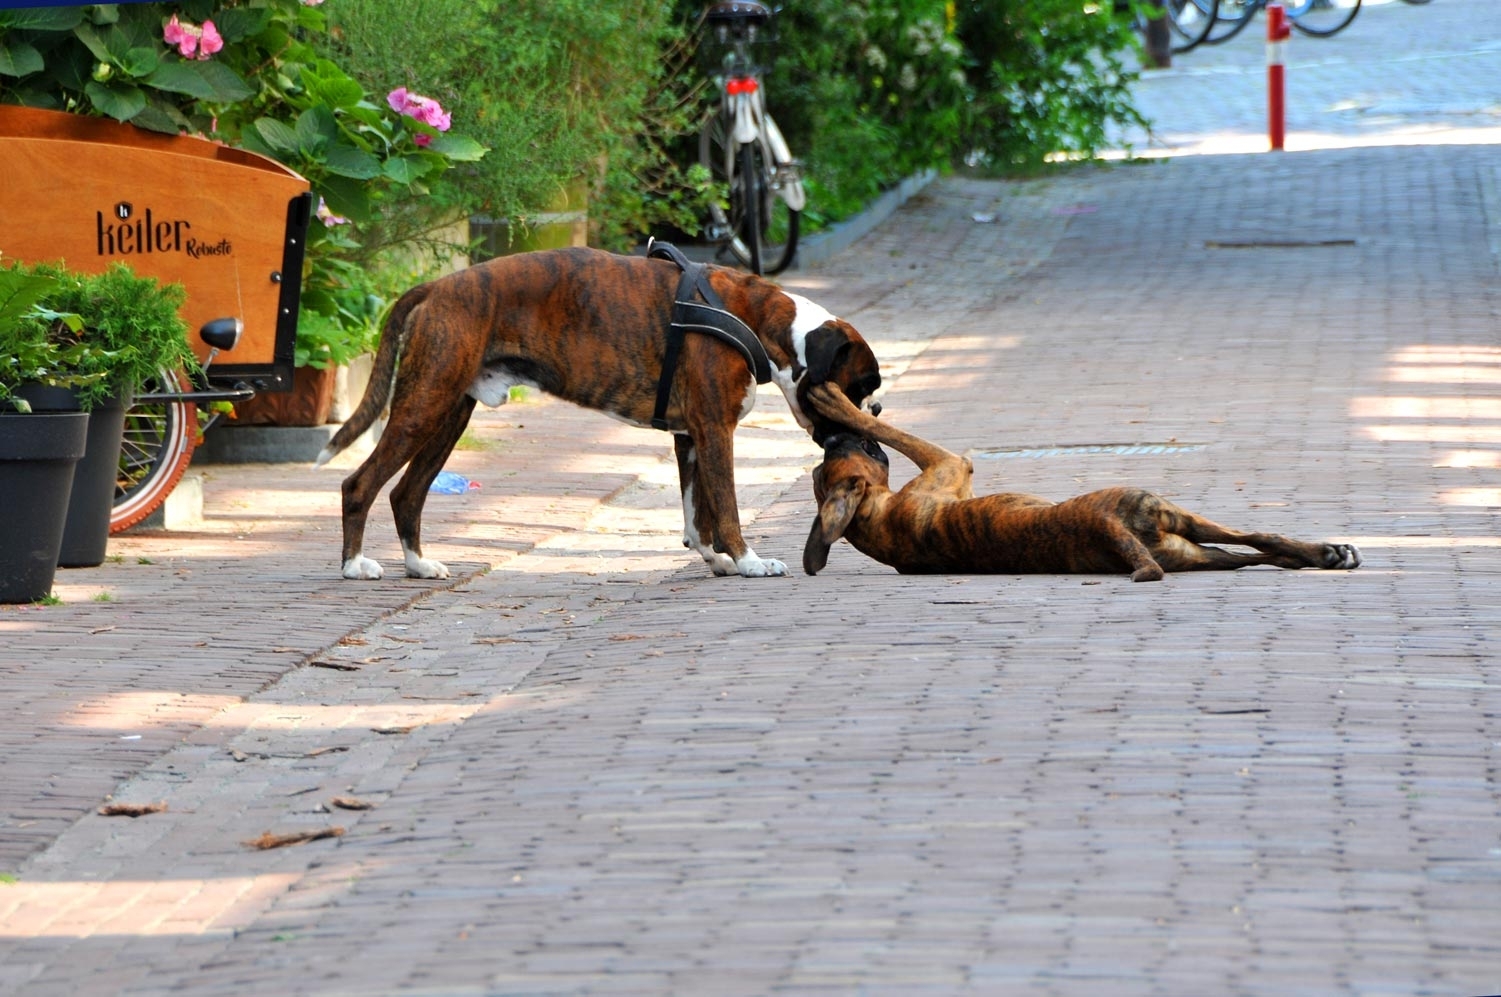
[4,2,1501,994]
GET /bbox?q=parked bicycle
[1139,0,1223,55]
[1166,0,1223,52]
[1203,0,1362,44]
[697,0,803,276]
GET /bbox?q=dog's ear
[802,479,866,576]
[804,325,850,385]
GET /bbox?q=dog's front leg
[674,434,735,576]
[807,384,958,472]
[678,426,787,578]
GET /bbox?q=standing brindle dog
[802,384,1362,580]
[317,247,882,581]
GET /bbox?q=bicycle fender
[732,96,759,145]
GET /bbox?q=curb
[790,169,938,269]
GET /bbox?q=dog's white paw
[736,553,788,578]
[342,555,384,580]
[403,546,450,579]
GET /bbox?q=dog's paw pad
[1322,543,1362,570]
[342,555,384,581]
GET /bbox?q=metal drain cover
[973,442,1209,460]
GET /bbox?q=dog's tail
[314,282,432,467]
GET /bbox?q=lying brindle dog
[803,384,1362,581]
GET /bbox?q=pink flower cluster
[386,87,451,147]
[163,14,223,61]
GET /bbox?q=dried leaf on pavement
[243,827,345,850]
[98,801,168,818]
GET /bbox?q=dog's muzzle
[824,432,889,466]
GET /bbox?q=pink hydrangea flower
[163,14,223,61]
[198,20,223,58]
[386,87,452,146]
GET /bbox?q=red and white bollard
[1267,3,1290,151]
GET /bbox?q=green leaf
[147,59,253,102]
[302,71,364,113]
[295,105,338,154]
[251,117,300,156]
[429,133,488,162]
[0,40,44,78]
[0,270,57,335]
[71,24,111,65]
[210,7,271,45]
[382,157,423,185]
[44,46,92,91]
[116,46,160,79]
[0,7,84,31]
[192,60,254,103]
[321,143,383,180]
[85,81,147,122]
[130,100,191,136]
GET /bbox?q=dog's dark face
[805,433,888,576]
[796,321,882,445]
[811,432,889,504]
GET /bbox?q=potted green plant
[0,258,198,578]
[0,262,89,602]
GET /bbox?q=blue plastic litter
[429,470,477,494]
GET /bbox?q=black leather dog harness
[647,240,773,431]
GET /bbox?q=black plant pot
[0,410,89,603]
[13,385,130,568]
[59,392,128,568]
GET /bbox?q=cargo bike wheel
[110,366,197,534]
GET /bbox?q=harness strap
[647,240,772,431]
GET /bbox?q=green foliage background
[2,0,1145,298]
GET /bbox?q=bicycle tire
[111,365,196,533]
[737,139,764,274]
[746,139,800,275]
[699,113,753,268]
[698,112,800,275]
[1287,0,1360,36]
[1202,0,1260,44]
[1165,0,1220,53]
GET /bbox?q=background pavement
[3,1,1501,993]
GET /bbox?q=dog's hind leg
[1100,520,1167,582]
[340,433,429,581]
[388,394,478,579]
[1152,502,1362,571]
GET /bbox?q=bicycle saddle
[705,1,771,25]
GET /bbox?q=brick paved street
[3,1,1501,993]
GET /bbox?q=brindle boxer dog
[317,246,882,581]
[802,384,1362,580]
